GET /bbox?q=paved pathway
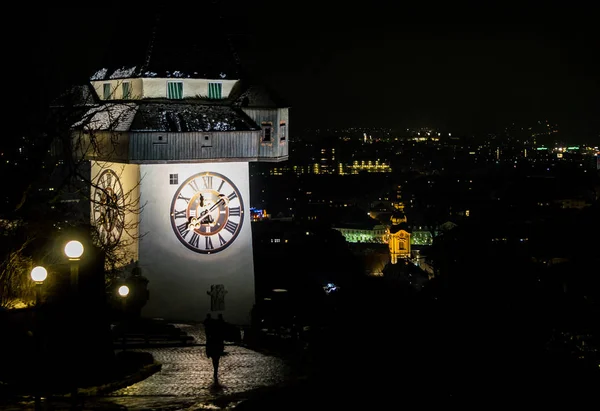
[102,323,294,409]
[12,323,296,410]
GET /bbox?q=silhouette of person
[205,313,225,380]
[203,313,214,339]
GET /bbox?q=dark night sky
[6,3,600,144]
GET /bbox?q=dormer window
[208,82,222,99]
[122,82,131,99]
[103,83,111,100]
[167,81,183,99]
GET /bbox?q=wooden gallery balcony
[72,101,288,164]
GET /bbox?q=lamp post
[31,266,48,305]
[64,240,84,295]
[63,240,83,408]
[118,285,130,312]
[30,266,48,411]
[118,285,130,349]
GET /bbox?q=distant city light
[323,283,339,294]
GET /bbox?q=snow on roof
[130,103,259,132]
[109,66,138,79]
[90,66,139,81]
[90,68,108,81]
[89,67,233,81]
[73,103,138,131]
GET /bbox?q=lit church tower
[73,16,288,325]
[388,211,410,264]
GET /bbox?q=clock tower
[388,212,411,264]
[73,18,289,325]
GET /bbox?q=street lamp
[64,240,84,406]
[64,240,84,259]
[118,285,130,317]
[118,285,130,298]
[30,266,47,411]
[30,266,48,305]
[118,285,130,349]
[64,240,84,292]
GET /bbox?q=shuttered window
[103,83,111,100]
[167,81,183,99]
[208,82,222,99]
[122,82,131,99]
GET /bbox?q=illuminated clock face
[92,169,125,245]
[170,172,244,254]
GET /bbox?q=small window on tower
[261,122,272,142]
[208,82,222,99]
[122,82,131,99]
[103,83,111,100]
[169,174,178,185]
[279,121,287,142]
[167,81,183,99]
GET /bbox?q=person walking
[205,313,225,381]
[203,314,214,339]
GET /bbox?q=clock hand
[198,197,225,223]
[208,197,225,212]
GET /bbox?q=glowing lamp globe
[31,266,48,283]
[64,240,84,259]
[118,285,130,297]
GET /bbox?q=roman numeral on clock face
[178,193,191,203]
[224,220,238,234]
[188,179,200,193]
[229,207,241,216]
[202,176,213,189]
[173,209,186,219]
[177,222,189,238]
[205,236,214,250]
[189,233,200,248]
[227,191,237,201]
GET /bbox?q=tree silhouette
[0,82,144,307]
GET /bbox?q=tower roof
[389,222,411,234]
[73,101,260,132]
[90,10,241,81]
